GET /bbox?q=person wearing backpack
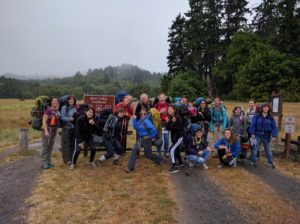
[115,95,134,154]
[249,103,277,169]
[97,108,125,165]
[41,97,60,169]
[191,99,211,137]
[154,93,170,158]
[214,128,240,168]
[165,105,185,173]
[185,127,210,169]
[135,93,153,119]
[210,97,227,143]
[127,108,163,172]
[60,95,77,165]
[70,107,98,170]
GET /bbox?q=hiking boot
[202,163,209,170]
[90,161,97,168]
[168,166,179,173]
[267,163,276,169]
[217,163,223,169]
[70,164,76,170]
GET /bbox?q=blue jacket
[185,135,209,160]
[60,105,77,128]
[210,106,227,132]
[133,117,157,139]
[214,137,240,158]
[249,114,277,139]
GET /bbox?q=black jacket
[166,114,184,143]
[75,114,97,143]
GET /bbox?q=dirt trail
[244,160,300,208]
[170,166,251,224]
[0,152,41,224]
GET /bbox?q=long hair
[258,103,272,117]
[66,95,77,106]
[224,128,238,145]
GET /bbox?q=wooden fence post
[20,128,29,152]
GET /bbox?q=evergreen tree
[185,0,223,97]
[167,14,188,75]
[222,0,250,47]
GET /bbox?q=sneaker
[41,163,50,170]
[168,166,179,173]
[202,163,209,170]
[164,153,170,158]
[90,162,97,168]
[267,163,276,169]
[229,157,237,167]
[48,163,55,168]
[251,161,257,168]
[188,161,194,168]
[176,162,184,168]
[67,161,72,165]
[70,164,76,170]
[217,163,223,169]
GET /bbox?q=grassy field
[26,132,178,224]
[0,99,299,223]
[0,99,41,151]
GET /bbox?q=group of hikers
[37,92,278,172]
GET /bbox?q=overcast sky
[0,0,261,76]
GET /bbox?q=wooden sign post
[284,116,296,159]
[83,95,115,112]
[271,92,283,131]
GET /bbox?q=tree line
[0,64,162,99]
[163,0,300,102]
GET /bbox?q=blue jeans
[188,155,207,165]
[252,135,273,164]
[103,138,122,160]
[128,138,162,171]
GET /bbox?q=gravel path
[0,151,41,224]
[244,160,300,208]
[170,166,251,224]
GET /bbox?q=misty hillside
[0,64,163,99]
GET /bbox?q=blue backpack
[115,90,128,105]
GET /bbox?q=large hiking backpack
[30,96,50,130]
[193,97,212,108]
[115,90,128,105]
[148,108,161,131]
[58,95,69,127]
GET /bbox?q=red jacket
[154,102,168,123]
[115,101,133,118]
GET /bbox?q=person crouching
[185,127,210,169]
[214,128,240,168]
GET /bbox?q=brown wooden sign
[84,95,115,112]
